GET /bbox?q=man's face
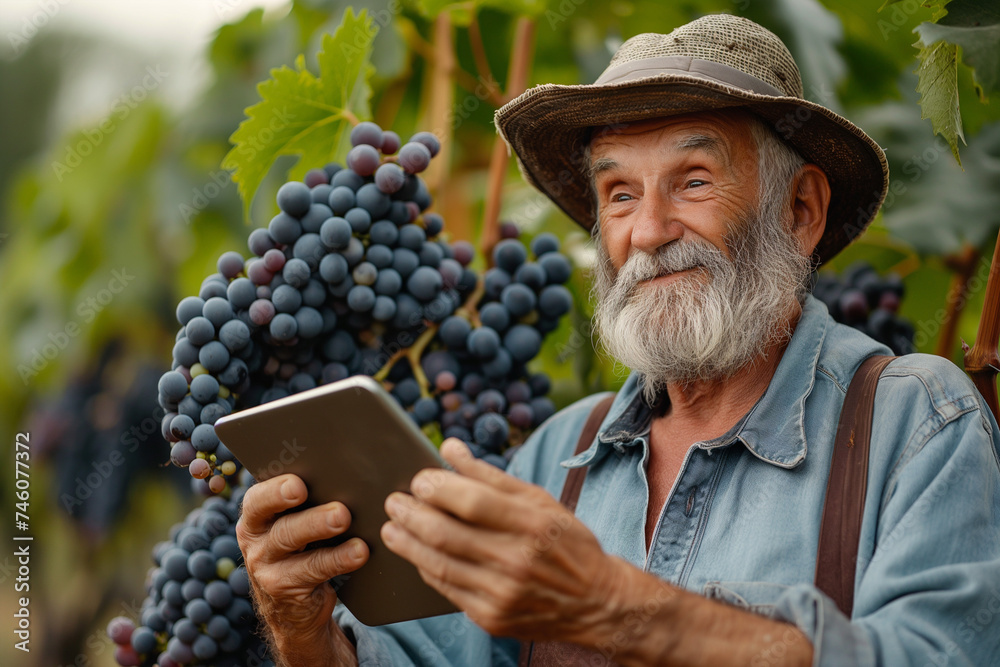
[589,111,760,279]
[589,111,812,397]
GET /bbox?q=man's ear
[790,164,830,257]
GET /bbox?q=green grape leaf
[913,37,965,163]
[916,0,1000,100]
[222,8,377,220]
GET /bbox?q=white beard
[592,206,811,404]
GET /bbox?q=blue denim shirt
[335,295,1000,666]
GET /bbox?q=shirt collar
[562,295,830,471]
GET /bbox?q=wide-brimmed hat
[494,14,888,265]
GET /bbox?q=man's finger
[238,474,309,536]
[439,438,526,493]
[407,468,535,530]
[282,537,370,588]
[381,520,506,600]
[263,501,352,561]
[383,492,509,566]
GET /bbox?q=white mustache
[614,241,728,294]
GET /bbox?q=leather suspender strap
[814,354,896,618]
[559,394,617,512]
[519,393,616,667]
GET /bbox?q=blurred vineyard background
[0,0,998,665]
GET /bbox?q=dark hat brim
[495,74,889,265]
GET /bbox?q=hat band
[594,56,787,98]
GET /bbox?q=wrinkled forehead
[586,109,756,160]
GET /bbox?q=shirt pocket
[702,581,791,619]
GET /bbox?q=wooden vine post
[963,233,1000,422]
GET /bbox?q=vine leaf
[916,0,1000,100]
[913,37,965,164]
[222,9,378,220]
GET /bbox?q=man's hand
[381,439,813,667]
[237,474,368,667]
[380,438,629,645]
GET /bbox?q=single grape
[407,266,443,301]
[393,248,420,278]
[419,241,444,267]
[282,258,311,288]
[451,241,474,266]
[504,324,542,363]
[501,283,537,317]
[226,278,256,310]
[347,285,376,313]
[217,251,245,279]
[320,253,349,284]
[331,168,364,191]
[249,299,276,326]
[199,341,230,374]
[422,212,444,236]
[159,371,189,403]
[537,284,572,318]
[439,316,471,348]
[248,228,277,257]
[272,284,303,314]
[107,617,136,645]
[398,142,432,174]
[393,378,421,407]
[276,181,312,217]
[246,259,274,286]
[347,144,381,177]
[350,121,384,148]
[328,186,356,215]
[190,374,220,404]
[484,268,511,300]
[515,262,547,291]
[269,313,298,341]
[380,130,401,154]
[345,207,373,234]
[203,297,235,329]
[539,252,572,284]
[479,302,511,332]
[398,224,427,252]
[494,239,528,273]
[305,168,329,187]
[356,183,391,219]
[176,296,206,326]
[375,163,406,194]
[409,131,441,157]
[467,327,501,359]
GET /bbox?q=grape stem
[964,233,1000,421]
[936,243,978,358]
[372,276,486,393]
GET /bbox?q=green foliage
[416,0,547,25]
[222,8,379,220]
[916,0,1000,100]
[914,38,965,163]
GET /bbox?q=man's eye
[612,193,633,202]
[686,180,707,188]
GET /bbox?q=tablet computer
[214,375,459,626]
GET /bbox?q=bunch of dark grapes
[156,121,574,494]
[812,261,915,355]
[106,475,272,667]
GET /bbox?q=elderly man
[237,14,1000,666]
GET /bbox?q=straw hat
[494,14,889,265]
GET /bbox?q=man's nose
[629,188,684,256]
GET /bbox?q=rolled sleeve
[774,407,1000,666]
